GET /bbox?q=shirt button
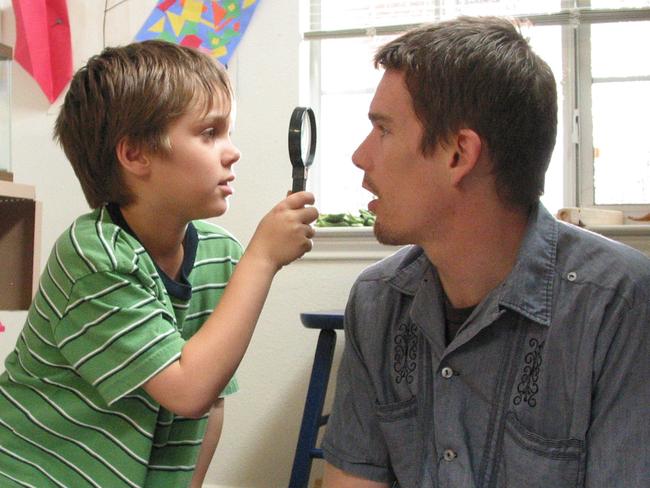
[441,366,454,379]
[567,271,577,281]
[443,449,457,461]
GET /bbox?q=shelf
[1,182,41,310]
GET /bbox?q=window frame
[305,1,650,217]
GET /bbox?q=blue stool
[289,311,344,488]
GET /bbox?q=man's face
[353,69,455,247]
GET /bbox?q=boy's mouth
[218,177,235,196]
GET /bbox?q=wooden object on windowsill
[556,207,624,227]
[0,180,41,310]
[0,171,13,182]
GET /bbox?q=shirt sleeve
[584,292,650,487]
[321,285,395,484]
[52,270,186,406]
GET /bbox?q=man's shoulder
[356,245,423,283]
[557,221,650,293]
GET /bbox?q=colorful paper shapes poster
[12,0,73,103]
[135,0,260,66]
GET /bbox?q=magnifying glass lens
[288,106,317,193]
[301,116,312,162]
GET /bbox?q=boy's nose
[223,144,241,167]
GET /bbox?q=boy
[0,40,318,487]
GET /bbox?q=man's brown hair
[54,40,232,208]
[375,16,557,208]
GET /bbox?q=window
[304,0,650,217]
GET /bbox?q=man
[321,17,650,488]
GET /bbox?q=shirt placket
[430,308,525,488]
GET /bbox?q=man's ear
[116,137,151,177]
[448,128,482,187]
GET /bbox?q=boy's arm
[190,399,224,488]
[143,192,318,417]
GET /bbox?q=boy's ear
[116,137,151,177]
[447,128,483,187]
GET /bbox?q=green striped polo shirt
[0,205,242,487]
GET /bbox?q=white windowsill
[307,226,400,261]
[306,224,650,261]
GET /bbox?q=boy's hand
[247,191,319,271]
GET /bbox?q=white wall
[0,1,375,486]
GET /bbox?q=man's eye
[202,128,216,138]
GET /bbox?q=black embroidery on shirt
[513,338,545,407]
[394,322,418,384]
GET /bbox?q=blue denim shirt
[322,204,650,488]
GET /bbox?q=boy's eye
[201,128,217,139]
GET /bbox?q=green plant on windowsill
[316,209,376,227]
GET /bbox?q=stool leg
[289,329,337,488]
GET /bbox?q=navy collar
[106,203,198,301]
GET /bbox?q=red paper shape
[12,0,73,103]
[180,34,202,49]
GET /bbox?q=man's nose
[352,135,370,171]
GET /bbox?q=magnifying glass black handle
[292,168,308,193]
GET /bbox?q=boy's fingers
[285,191,315,208]
[298,206,319,224]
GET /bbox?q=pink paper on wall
[12,0,73,103]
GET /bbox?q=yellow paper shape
[243,0,256,8]
[166,12,185,37]
[182,0,204,22]
[199,18,214,29]
[148,17,165,34]
[212,46,227,58]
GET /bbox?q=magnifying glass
[288,106,317,193]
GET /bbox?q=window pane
[527,25,564,215]
[593,81,650,204]
[590,0,650,7]
[312,0,563,31]
[318,92,374,213]
[321,36,387,93]
[437,0,562,18]
[316,36,389,213]
[591,21,650,78]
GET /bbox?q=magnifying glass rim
[288,106,316,168]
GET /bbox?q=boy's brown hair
[375,17,557,209]
[54,40,233,208]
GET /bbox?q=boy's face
[147,96,240,222]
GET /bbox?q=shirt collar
[106,203,198,301]
[384,202,558,327]
[497,202,558,327]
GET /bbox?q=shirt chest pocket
[375,396,423,488]
[497,412,585,488]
